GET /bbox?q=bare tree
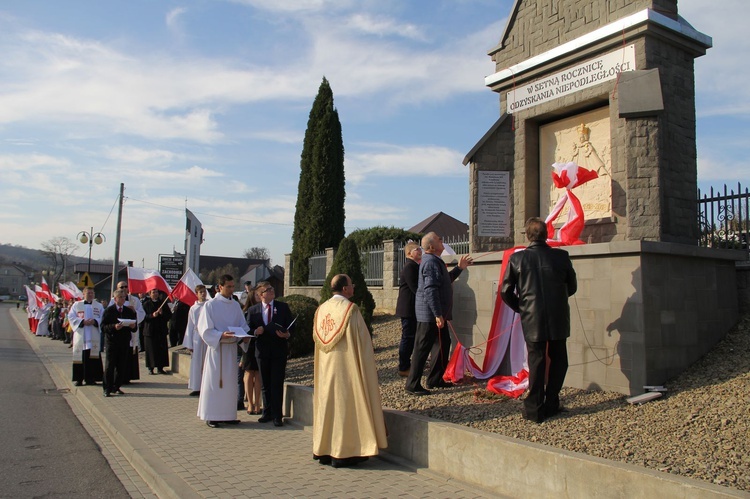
[243,247,270,262]
[200,264,240,289]
[40,236,78,289]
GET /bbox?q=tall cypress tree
[291,77,346,285]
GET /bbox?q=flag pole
[110,183,124,297]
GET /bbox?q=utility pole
[111,183,124,296]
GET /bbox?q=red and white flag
[41,277,54,301]
[58,283,78,301]
[127,267,172,295]
[25,285,41,309]
[64,282,84,300]
[34,285,47,305]
[171,268,203,307]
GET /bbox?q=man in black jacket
[394,241,422,377]
[101,289,138,397]
[501,218,577,423]
[246,281,295,427]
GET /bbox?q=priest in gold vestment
[312,274,388,468]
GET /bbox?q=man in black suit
[246,281,294,427]
[101,289,138,397]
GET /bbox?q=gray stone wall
[452,241,744,395]
[490,0,672,68]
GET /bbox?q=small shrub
[277,294,319,358]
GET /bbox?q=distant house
[0,264,33,296]
[408,212,469,241]
[199,255,285,296]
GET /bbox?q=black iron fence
[698,183,749,252]
[360,245,384,287]
[307,250,327,285]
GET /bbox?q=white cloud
[166,7,187,32]
[228,0,351,13]
[344,13,426,41]
[346,144,466,183]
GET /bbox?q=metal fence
[360,245,384,287]
[307,250,327,286]
[698,183,749,252]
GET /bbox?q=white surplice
[68,300,103,358]
[182,300,208,391]
[196,294,249,421]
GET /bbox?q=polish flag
[25,285,41,309]
[64,282,84,300]
[41,277,54,301]
[34,285,46,305]
[58,283,77,301]
[127,267,172,295]
[170,268,203,307]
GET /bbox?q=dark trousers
[525,339,568,421]
[398,317,417,372]
[257,350,287,419]
[104,340,129,392]
[406,321,451,390]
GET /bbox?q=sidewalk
[10,307,494,499]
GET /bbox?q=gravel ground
[286,312,750,492]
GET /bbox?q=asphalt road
[0,303,129,498]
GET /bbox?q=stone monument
[456,0,745,394]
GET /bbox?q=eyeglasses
[118,286,128,289]
[261,288,274,294]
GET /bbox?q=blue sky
[0,0,747,270]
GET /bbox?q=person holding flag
[142,288,172,375]
[127,267,172,375]
[173,269,208,396]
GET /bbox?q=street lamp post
[77,227,106,278]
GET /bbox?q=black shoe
[148,370,155,375]
[237,401,245,411]
[189,390,200,396]
[273,419,283,427]
[225,419,241,425]
[427,381,454,389]
[313,454,332,465]
[331,456,369,468]
[84,381,97,386]
[522,409,545,424]
[258,415,272,423]
[405,387,431,396]
[206,421,220,428]
[104,391,111,397]
[544,405,569,418]
[157,369,170,375]
[115,389,125,395]
[75,381,83,387]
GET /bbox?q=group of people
[396,224,577,424]
[27,220,576,470]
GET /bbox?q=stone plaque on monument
[477,171,510,237]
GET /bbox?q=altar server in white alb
[68,286,104,386]
[196,275,250,428]
[182,284,209,396]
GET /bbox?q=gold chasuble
[313,296,388,459]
